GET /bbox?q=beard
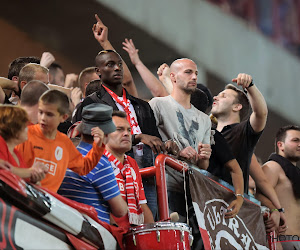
[284,149,300,163]
[184,89,195,95]
[182,86,196,95]
[286,155,300,163]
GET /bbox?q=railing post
[155,154,169,221]
[140,154,189,221]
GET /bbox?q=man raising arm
[92,14,138,97]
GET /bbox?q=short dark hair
[275,125,300,153]
[95,50,122,67]
[48,62,67,86]
[0,105,29,141]
[8,56,40,80]
[21,80,49,106]
[40,89,70,115]
[49,62,63,76]
[85,79,102,96]
[49,62,62,71]
[225,84,250,121]
[112,110,127,119]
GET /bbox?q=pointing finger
[95,14,102,23]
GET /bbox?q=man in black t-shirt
[211,73,287,233]
[207,129,244,217]
[211,74,266,192]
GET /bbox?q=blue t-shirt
[58,141,120,223]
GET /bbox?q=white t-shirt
[149,95,211,192]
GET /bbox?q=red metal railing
[140,153,274,249]
[139,154,188,221]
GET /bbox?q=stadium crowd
[0,13,299,250]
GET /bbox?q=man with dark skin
[74,49,178,219]
[74,50,175,154]
[92,14,138,97]
[75,50,166,153]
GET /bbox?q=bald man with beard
[149,58,212,221]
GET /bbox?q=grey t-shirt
[149,95,211,192]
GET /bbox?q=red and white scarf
[104,150,144,225]
[102,85,141,135]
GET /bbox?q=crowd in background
[208,0,300,56]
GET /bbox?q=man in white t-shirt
[149,58,212,221]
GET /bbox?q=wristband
[246,81,254,89]
[235,193,244,199]
[271,208,285,213]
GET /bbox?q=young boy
[16,90,105,192]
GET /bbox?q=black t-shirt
[220,119,263,191]
[207,129,235,184]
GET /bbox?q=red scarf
[104,150,144,225]
[102,85,141,135]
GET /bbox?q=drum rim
[125,222,192,236]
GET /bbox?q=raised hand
[40,52,55,68]
[156,63,173,94]
[64,73,78,88]
[122,38,141,66]
[91,127,105,147]
[232,73,252,89]
[92,14,109,45]
[157,63,170,79]
[70,87,82,107]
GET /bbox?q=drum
[123,222,193,250]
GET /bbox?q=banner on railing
[189,169,268,250]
